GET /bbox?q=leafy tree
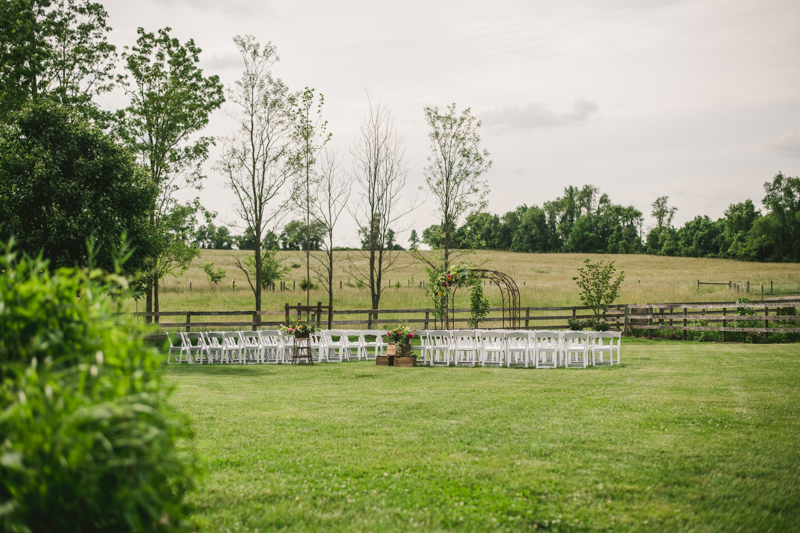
[0,0,116,118]
[280,220,325,250]
[572,259,625,322]
[722,199,760,259]
[756,172,800,262]
[0,100,156,274]
[216,36,296,312]
[239,247,289,292]
[420,103,492,271]
[675,216,725,258]
[116,27,224,322]
[409,229,420,250]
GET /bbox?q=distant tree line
[419,175,800,263]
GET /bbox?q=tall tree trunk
[254,238,262,313]
[153,271,160,324]
[145,284,153,324]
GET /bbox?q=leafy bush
[0,242,198,532]
[586,318,611,331]
[201,261,226,285]
[291,262,301,269]
[300,278,318,291]
[567,318,586,331]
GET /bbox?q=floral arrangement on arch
[425,262,490,327]
[280,319,318,338]
[383,323,415,347]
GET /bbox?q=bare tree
[419,103,492,271]
[347,100,415,321]
[215,35,294,313]
[308,147,351,310]
[289,88,330,306]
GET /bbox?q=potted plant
[382,323,416,367]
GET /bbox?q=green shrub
[567,318,586,331]
[299,278,318,291]
[0,242,198,532]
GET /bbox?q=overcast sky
[99,0,800,246]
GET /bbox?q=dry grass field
[123,250,800,314]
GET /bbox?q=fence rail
[137,298,800,342]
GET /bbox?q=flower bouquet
[280,319,318,339]
[383,323,415,360]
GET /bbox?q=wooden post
[771,280,773,294]
[669,307,674,328]
[293,281,296,290]
[424,310,429,330]
[746,281,750,293]
[697,279,700,290]
[232,279,236,292]
[327,304,332,330]
[761,284,764,301]
[189,282,192,292]
[623,305,629,335]
[682,308,687,341]
[765,306,769,343]
[340,280,342,289]
[253,312,258,331]
[648,307,652,339]
[722,307,726,342]
[525,308,530,329]
[186,313,191,333]
[285,303,290,325]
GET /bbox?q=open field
[165,340,800,532]
[125,250,800,314]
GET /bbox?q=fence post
[186,313,191,333]
[761,284,764,301]
[285,303,289,325]
[253,312,258,331]
[367,310,372,330]
[722,308,726,342]
[424,310,429,330]
[765,306,769,343]
[623,305,629,335]
[697,279,699,290]
[682,308,687,341]
[525,308,530,329]
[771,280,773,294]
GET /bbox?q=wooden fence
[137,304,626,339]
[138,298,800,342]
[626,299,800,340]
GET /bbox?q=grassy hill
[126,250,800,313]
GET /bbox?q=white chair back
[240,331,263,364]
[359,330,385,360]
[184,332,207,364]
[589,331,621,366]
[563,331,589,368]
[532,330,561,368]
[478,330,506,367]
[505,330,529,367]
[222,331,243,364]
[259,330,284,363]
[427,330,452,366]
[166,332,186,364]
[452,330,478,367]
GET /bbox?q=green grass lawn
[164,340,800,532]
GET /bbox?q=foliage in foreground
[0,242,198,532]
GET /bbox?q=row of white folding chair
[168,329,390,364]
[415,329,620,368]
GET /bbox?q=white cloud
[481,100,599,130]
[773,131,800,155]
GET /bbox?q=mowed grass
[165,340,800,532]
[125,250,800,314]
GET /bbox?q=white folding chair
[452,330,478,367]
[167,332,189,364]
[259,330,284,364]
[505,331,529,367]
[240,331,263,364]
[531,330,561,368]
[563,331,590,368]
[427,330,452,366]
[359,330,385,360]
[309,332,325,362]
[322,330,346,362]
[478,330,505,367]
[183,332,208,364]
[411,330,428,365]
[222,331,243,364]
[341,330,362,361]
[204,332,224,363]
[590,331,621,366]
